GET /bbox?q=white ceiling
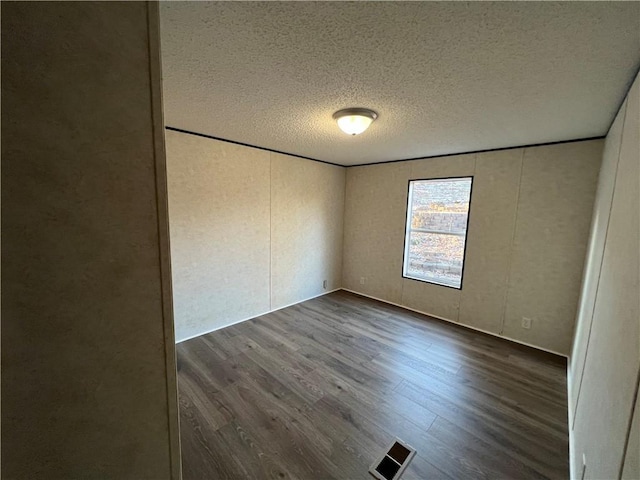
[160,2,640,166]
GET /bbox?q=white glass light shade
[333,108,378,135]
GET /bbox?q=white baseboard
[175,288,341,344]
[340,288,567,358]
[178,286,568,359]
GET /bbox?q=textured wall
[271,153,345,310]
[458,149,522,332]
[342,162,410,304]
[502,142,603,353]
[343,140,602,355]
[1,2,180,478]
[166,131,271,342]
[569,105,625,412]
[569,72,639,480]
[166,130,345,341]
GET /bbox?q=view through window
[403,177,473,289]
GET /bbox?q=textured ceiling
[160,2,640,166]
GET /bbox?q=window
[403,177,473,289]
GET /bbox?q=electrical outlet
[522,317,532,329]
[323,280,327,289]
[360,277,366,285]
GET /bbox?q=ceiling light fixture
[333,108,378,135]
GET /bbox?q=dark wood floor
[177,291,569,480]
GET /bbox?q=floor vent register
[369,438,416,480]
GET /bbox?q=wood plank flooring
[177,291,569,480]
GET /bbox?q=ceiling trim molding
[164,126,344,168]
[165,126,604,168]
[346,135,606,168]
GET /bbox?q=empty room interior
[2,2,639,480]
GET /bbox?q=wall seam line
[618,366,640,479]
[340,165,348,289]
[457,155,478,323]
[499,148,525,335]
[401,162,415,306]
[571,99,628,429]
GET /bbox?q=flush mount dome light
[333,108,378,135]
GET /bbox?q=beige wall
[343,140,602,355]
[569,72,639,480]
[1,2,180,479]
[166,130,345,341]
[271,153,345,310]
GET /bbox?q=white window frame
[402,177,473,289]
